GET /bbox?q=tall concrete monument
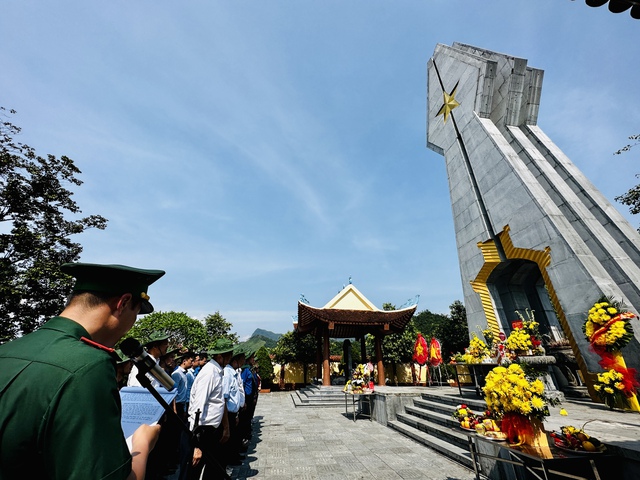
[427,42,640,399]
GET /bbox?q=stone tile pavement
[228,392,476,480]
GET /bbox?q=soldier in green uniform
[0,262,166,480]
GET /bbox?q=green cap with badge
[61,262,165,314]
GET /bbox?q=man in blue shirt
[170,351,194,480]
[239,350,259,445]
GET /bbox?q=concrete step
[420,390,487,411]
[415,396,487,417]
[388,419,474,470]
[291,394,345,408]
[405,403,462,430]
[396,411,470,451]
[291,386,346,408]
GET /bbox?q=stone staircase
[290,384,346,408]
[388,389,487,470]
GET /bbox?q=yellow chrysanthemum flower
[531,396,545,409]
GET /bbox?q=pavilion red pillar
[375,334,385,386]
[316,339,323,381]
[323,328,331,386]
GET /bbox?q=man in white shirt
[188,338,235,480]
[222,348,246,466]
[126,331,169,388]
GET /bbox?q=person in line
[188,338,235,480]
[0,262,165,480]
[170,351,195,480]
[172,352,193,418]
[188,352,200,376]
[185,351,196,414]
[192,350,208,377]
[161,347,179,376]
[223,347,246,466]
[130,332,175,480]
[239,350,260,445]
[115,348,134,390]
[127,330,170,388]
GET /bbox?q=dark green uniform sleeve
[42,359,132,480]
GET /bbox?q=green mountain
[237,329,281,352]
[251,328,281,341]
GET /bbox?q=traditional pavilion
[295,282,418,386]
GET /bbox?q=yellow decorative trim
[471,226,593,396]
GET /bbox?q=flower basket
[343,364,371,394]
[584,298,640,411]
[483,364,556,446]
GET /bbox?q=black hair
[68,291,143,310]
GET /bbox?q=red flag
[413,333,428,366]
[429,337,442,367]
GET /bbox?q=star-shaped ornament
[436,80,460,123]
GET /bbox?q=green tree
[0,108,107,342]
[614,134,640,232]
[272,330,318,386]
[328,338,366,363]
[365,302,418,385]
[439,300,469,358]
[255,346,274,390]
[413,308,449,342]
[615,178,640,232]
[203,311,239,345]
[122,311,209,351]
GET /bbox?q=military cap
[160,348,179,360]
[114,348,131,365]
[61,262,165,314]
[232,345,246,358]
[176,350,196,362]
[144,331,170,347]
[208,338,236,355]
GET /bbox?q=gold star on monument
[436,80,460,123]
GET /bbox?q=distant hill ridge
[251,328,281,341]
[238,328,281,351]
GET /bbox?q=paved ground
[228,391,476,480]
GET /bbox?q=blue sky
[2,1,639,339]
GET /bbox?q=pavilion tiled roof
[296,302,416,338]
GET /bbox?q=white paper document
[120,386,177,442]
